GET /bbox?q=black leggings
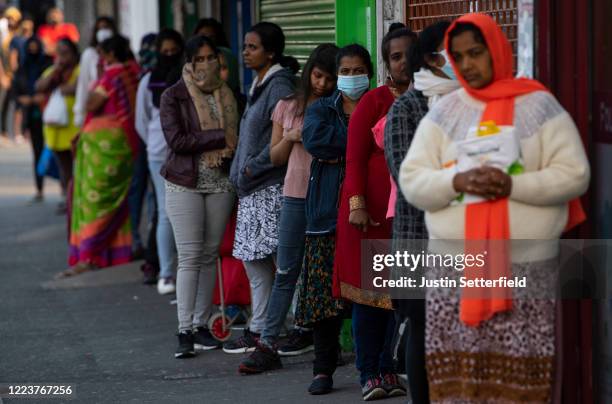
[312,316,343,377]
[53,150,73,195]
[404,300,429,404]
[0,87,9,135]
[28,112,44,193]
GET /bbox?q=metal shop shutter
[259,0,336,70]
[406,0,518,66]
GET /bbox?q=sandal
[54,262,96,279]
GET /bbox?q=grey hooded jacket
[229,67,295,197]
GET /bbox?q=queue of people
[13,7,590,403]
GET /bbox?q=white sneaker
[157,278,176,295]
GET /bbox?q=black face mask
[149,52,184,108]
[156,53,183,69]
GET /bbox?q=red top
[332,85,395,308]
[38,23,80,56]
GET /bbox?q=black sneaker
[222,329,260,354]
[175,330,195,359]
[381,373,407,397]
[277,329,314,356]
[140,263,158,285]
[361,375,387,401]
[238,341,282,374]
[308,375,333,395]
[193,327,222,351]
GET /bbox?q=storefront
[257,0,336,69]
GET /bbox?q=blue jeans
[353,303,396,386]
[128,142,148,250]
[260,196,306,346]
[148,160,177,279]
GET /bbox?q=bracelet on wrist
[349,195,366,212]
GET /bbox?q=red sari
[333,85,395,308]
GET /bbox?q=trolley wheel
[208,312,232,342]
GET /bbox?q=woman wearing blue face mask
[297,43,373,396]
[333,25,419,401]
[383,20,459,404]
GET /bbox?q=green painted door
[158,0,198,37]
[335,0,377,86]
[258,0,336,70]
[159,0,173,29]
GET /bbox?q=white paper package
[452,123,524,205]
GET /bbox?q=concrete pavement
[0,143,406,403]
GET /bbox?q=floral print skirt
[232,184,282,262]
[295,234,347,327]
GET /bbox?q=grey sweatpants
[166,190,235,332]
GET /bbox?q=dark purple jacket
[159,79,226,188]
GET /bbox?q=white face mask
[96,28,113,44]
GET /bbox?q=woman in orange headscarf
[399,14,590,403]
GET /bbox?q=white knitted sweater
[399,88,590,246]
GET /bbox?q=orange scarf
[446,14,586,327]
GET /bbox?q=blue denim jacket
[302,90,348,235]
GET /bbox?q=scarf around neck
[182,62,238,168]
[413,68,461,108]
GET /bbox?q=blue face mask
[438,50,457,81]
[337,74,370,100]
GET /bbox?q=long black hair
[410,20,451,72]
[290,43,339,117]
[100,35,133,63]
[89,16,117,47]
[248,22,300,74]
[336,44,373,78]
[193,18,229,48]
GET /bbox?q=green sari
[69,117,134,267]
[69,62,140,268]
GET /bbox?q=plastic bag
[42,88,68,127]
[453,121,523,205]
[36,146,60,180]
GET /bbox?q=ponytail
[279,55,300,74]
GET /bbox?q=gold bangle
[349,195,366,212]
